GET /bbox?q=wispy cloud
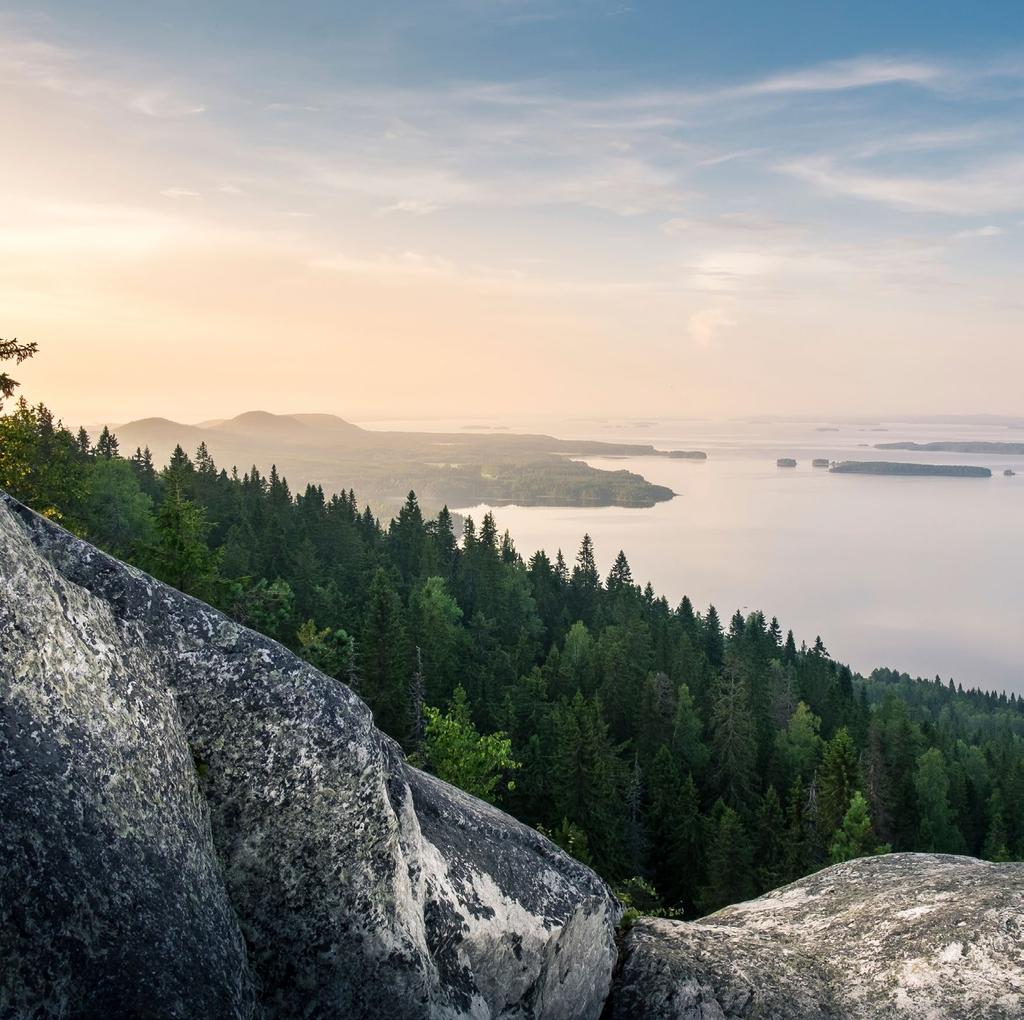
[954,224,1004,238]
[783,155,1024,214]
[724,57,943,98]
[0,31,205,118]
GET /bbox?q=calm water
[419,417,1024,694]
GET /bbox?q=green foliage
[296,618,353,678]
[699,801,754,914]
[148,479,222,601]
[0,399,86,521]
[830,791,887,863]
[0,338,37,409]
[81,458,154,558]
[536,817,593,867]
[231,578,296,644]
[914,747,963,853]
[416,686,519,804]
[8,391,1024,921]
[361,568,409,739]
[817,727,860,837]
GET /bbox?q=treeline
[3,396,1024,917]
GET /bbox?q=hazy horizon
[5,2,1024,424]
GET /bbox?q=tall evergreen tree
[148,479,220,600]
[699,801,754,913]
[361,568,409,739]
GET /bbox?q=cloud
[130,89,205,118]
[160,187,201,199]
[725,57,943,99]
[662,213,802,238]
[0,31,205,118]
[380,199,443,215]
[688,307,735,347]
[783,156,1024,214]
[954,225,1003,238]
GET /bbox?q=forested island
[107,410,688,514]
[877,441,1024,454]
[830,461,992,478]
[3,365,1022,921]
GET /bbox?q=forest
[3,370,1023,918]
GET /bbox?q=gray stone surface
[0,494,619,1019]
[611,853,1024,1019]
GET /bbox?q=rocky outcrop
[611,853,1024,1019]
[0,494,619,1019]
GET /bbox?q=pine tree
[983,789,1012,862]
[570,533,601,624]
[550,692,626,875]
[817,727,860,838]
[0,337,37,409]
[625,753,645,876]
[644,746,699,908]
[699,800,754,913]
[830,791,884,863]
[389,490,426,583]
[710,668,756,808]
[914,748,961,853]
[704,605,724,667]
[784,777,813,881]
[670,683,709,780]
[148,479,220,600]
[95,425,120,459]
[361,567,408,739]
[408,646,427,751]
[754,785,787,891]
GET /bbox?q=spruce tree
[914,748,961,853]
[817,727,860,838]
[360,567,408,739]
[830,791,884,863]
[983,789,1012,862]
[754,785,787,891]
[699,801,754,913]
[709,668,756,809]
[95,425,120,460]
[148,480,220,600]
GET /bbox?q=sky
[4,1,1024,424]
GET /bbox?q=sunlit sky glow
[5,1,1024,424]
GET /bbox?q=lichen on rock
[0,493,620,1019]
[611,852,1024,1019]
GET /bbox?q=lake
[413,417,1024,695]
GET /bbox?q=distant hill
[110,411,690,512]
[876,441,1024,455]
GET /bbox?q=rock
[0,494,620,1019]
[610,853,1024,1019]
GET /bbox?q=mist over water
[427,417,1024,696]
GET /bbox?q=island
[830,461,992,478]
[777,457,797,467]
[812,458,830,468]
[111,410,690,513]
[876,441,1024,455]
